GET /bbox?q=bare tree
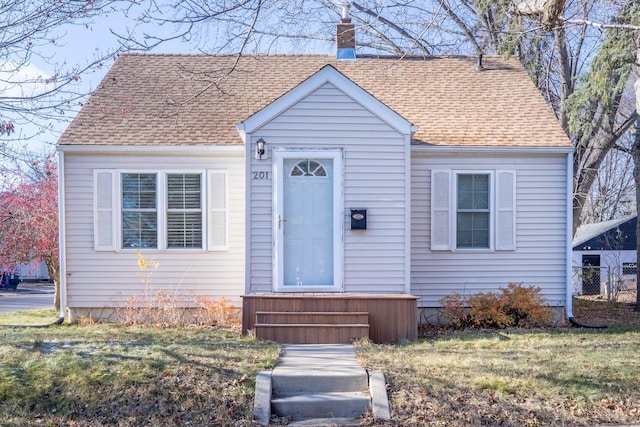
[633,34,640,310]
[116,1,637,235]
[581,143,636,224]
[0,1,125,143]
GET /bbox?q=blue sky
[14,3,336,154]
[11,4,198,153]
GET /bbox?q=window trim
[121,172,159,250]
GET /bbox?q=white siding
[411,152,568,307]
[247,82,409,293]
[18,260,50,280]
[63,152,245,308]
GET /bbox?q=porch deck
[242,293,418,344]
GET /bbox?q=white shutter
[207,170,228,250]
[495,170,516,251]
[431,169,451,250]
[94,170,116,251]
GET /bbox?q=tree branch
[351,2,431,56]
[562,18,640,31]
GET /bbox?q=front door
[273,149,343,291]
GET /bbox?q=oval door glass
[283,158,333,287]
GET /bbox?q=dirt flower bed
[573,292,640,327]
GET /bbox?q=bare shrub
[440,283,555,329]
[192,296,240,329]
[112,251,241,329]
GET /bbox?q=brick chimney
[336,4,356,60]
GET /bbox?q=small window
[623,262,637,275]
[290,160,327,177]
[167,174,202,249]
[456,174,490,248]
[122,173,158,249]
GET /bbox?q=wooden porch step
[255,323,370,344]
[254,311,370,344]
[256,311,368,325]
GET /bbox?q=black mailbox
[350,209,367,230]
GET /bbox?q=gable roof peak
[237,63,414,137]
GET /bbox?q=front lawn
[0,310,280,426]
[357,327,640,426]
[1,307,639,426]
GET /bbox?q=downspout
[565,151,605,329]
[55,149,67,324]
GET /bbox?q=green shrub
[440,283,555,329]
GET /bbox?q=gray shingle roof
[572,215,637,248]
[58,54,571,148]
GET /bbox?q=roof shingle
[58,54,571,148]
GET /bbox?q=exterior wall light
[256,138,266,160]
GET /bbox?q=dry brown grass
[356,299,640,426]
[573,293,640,327]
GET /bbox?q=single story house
[56,19,573,342]
[572,215,637,296]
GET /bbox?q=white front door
[274,149,343,291]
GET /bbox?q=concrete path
[254,344,390,426]
[274,344,367,382]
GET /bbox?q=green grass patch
[0,308,60,326]
[0,318,280,426]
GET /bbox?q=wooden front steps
[243,294,418,343]
[255,311,369,344]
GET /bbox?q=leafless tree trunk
[573,117,636,234]
[45,256,60,311]
[633,36,640,311]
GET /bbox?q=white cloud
[0,60,53,99]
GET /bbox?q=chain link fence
[572,265,637,301]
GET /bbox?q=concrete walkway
[274,344,367,385]
[254,344,390,426]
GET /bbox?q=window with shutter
[93,169,227,252]
[430,169,516,251]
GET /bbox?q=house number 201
[253,171,270,180]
